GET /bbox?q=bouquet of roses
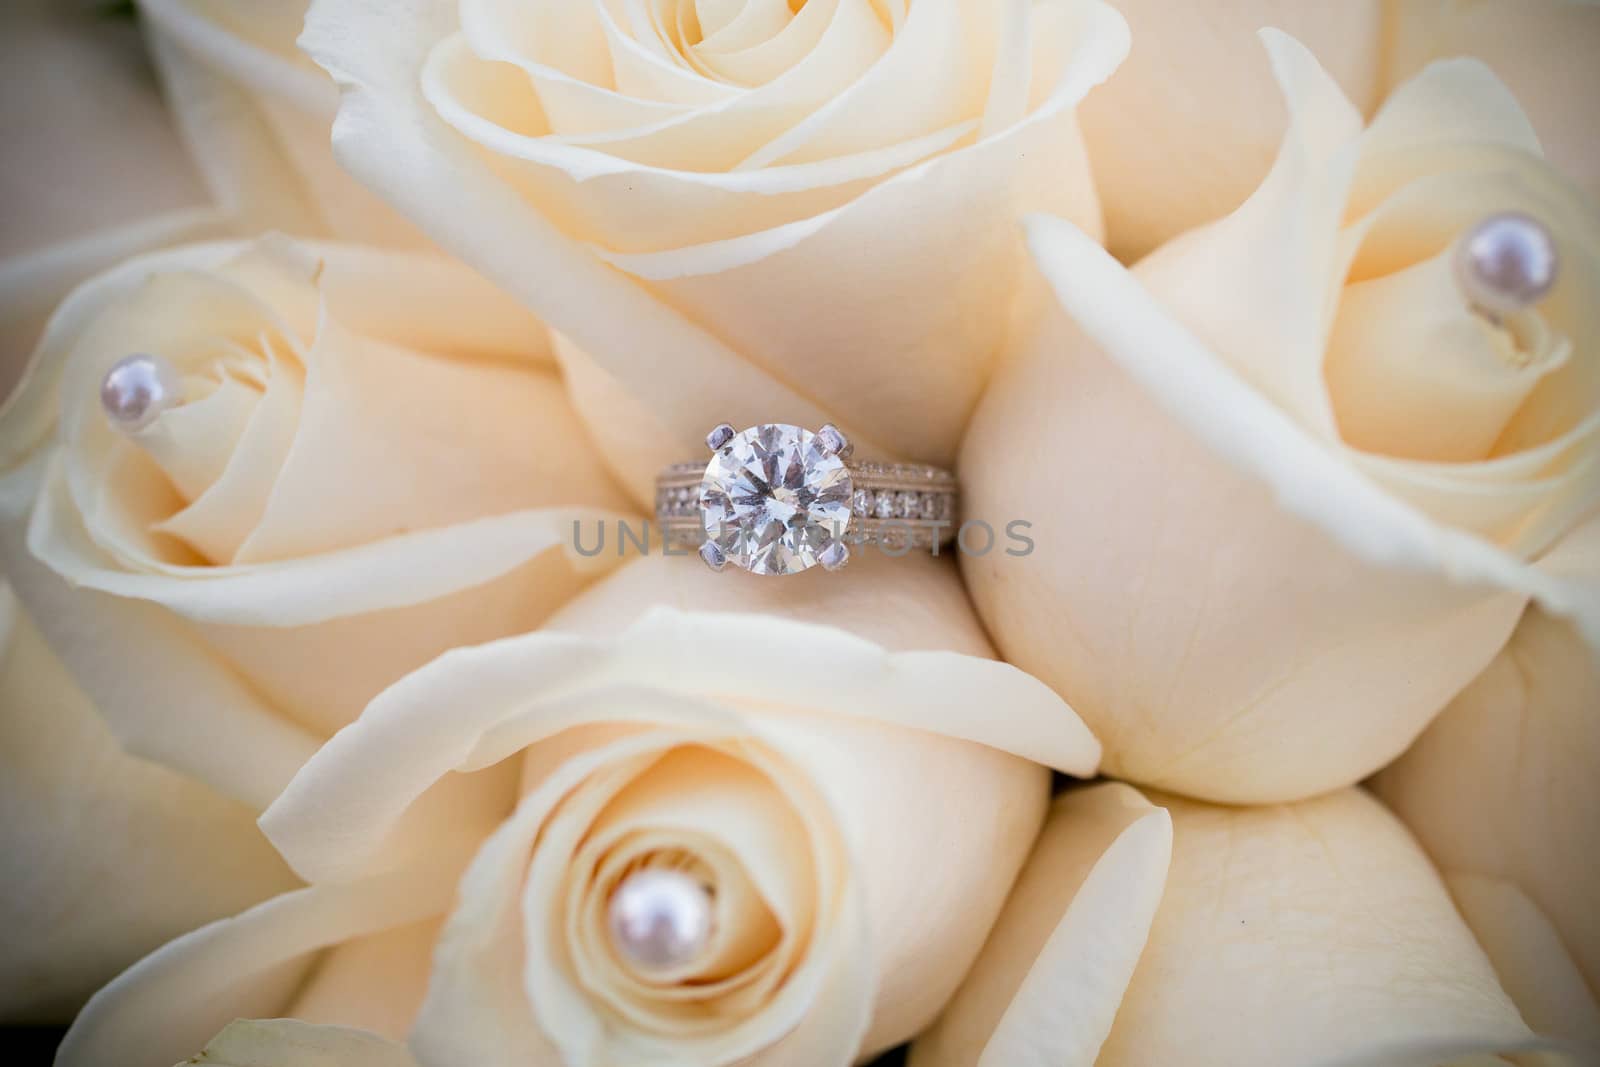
[1,1,1596,1065]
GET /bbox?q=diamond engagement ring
[656,422,959,576]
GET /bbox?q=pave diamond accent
[700,424,854,575]
[658,447,957,564]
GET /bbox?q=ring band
[655,422,959,576]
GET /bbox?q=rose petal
[909,782,1171,1067]
[1373,608,1600,1051]
[32,461,623,627]
[748,685,1048,1056]
[174,1019,419,1067]
[1447,875,1600,1056]
[0,211,230,393]
[1325,250,1567,464]
[735,0,995,168]
[428,17,906,231]
[599,1,741,105]
[1384,0,1600,204]
[1096,789,1552,1067]
[0,583,297,1022]
[139,0,427,246]
[24,450,630,745]
[260,586,1095,883]
[694,0,843,87]
[412,738,636,1067]
[0,454,321,810]
[549,549,995,654]
[551,335,677,506]
[139,371,260,505]
[56,863,462,1067]
[960,282,1526,801]
[696,0,744,41]
[1076,0,1382,260]
[140,21,329,240]
[1350,55,1543,215]
[1134,28,1361,442]
[292,242,557,359]
[461,0,612,87]
[194,547,597,737]
[589,116,1073,466]
[153,346,303,564]
[286,918,443,1042]
[235,315,617,563]
[421,35,859,241]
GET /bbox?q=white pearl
[1454,212,1559,317]
[606,869,713,976]
[100,353,183,433]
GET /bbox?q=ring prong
[816,424,851,458]
[706,423,736,451]
[699,541,728,572]
[818,541,849,571]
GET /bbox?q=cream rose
[297,0,1130,502]
[0,581,298,1021]
[914,785,1577,1066]
[1077,0,1384,260]
[57,553,1100,1067]
[0,235,632,812]
[962,31,1600,802]
[1374,607,1600,1055]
